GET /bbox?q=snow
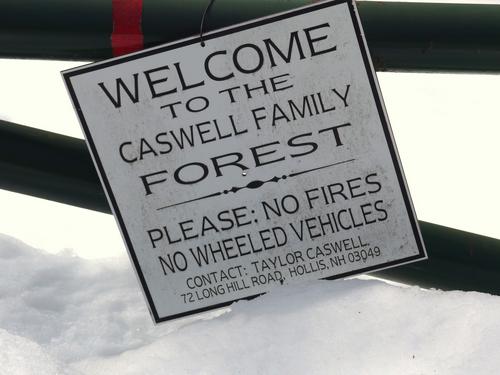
[1,233,500,374]
[0,329,68,375]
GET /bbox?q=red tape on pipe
[111,0,144,56]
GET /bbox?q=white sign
[63,0,426,323]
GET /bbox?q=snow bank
[0,329,68,375]
[1,233,500,374]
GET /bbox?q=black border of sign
[63,0,427,324]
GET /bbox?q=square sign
[63,0,426,323]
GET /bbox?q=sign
[63,0,427,323]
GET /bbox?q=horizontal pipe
[376,222,500,294]
[1,120,500,294]
[1,1,500,72]
[0,120,108,213]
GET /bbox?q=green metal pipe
[1,120,500,294]
[1,1,500,72]
[376,222,500,294]
[0,120,107,213]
